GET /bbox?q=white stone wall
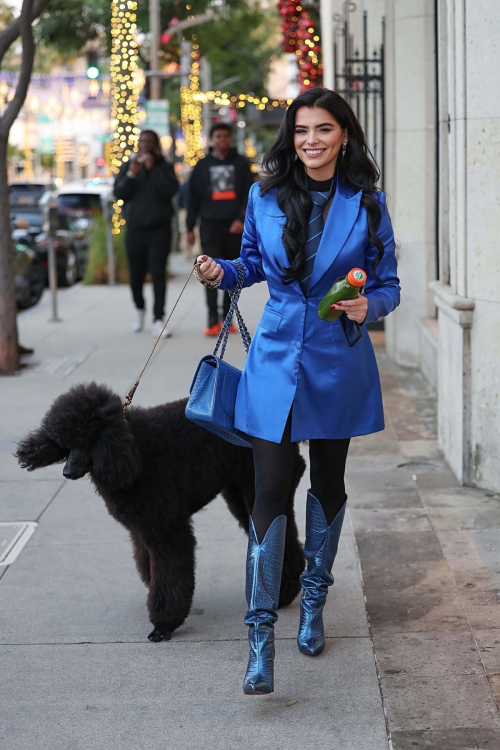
[434,0,500,490]
[321,0,500,489]
[383,0,438,366]
[462,0,500,488]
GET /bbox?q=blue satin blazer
[214,179,400,443]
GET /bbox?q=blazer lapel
[309,181,362,292]
[260,194,303,295]
[258,181,362,296]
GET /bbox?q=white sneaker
[133,309,145,332]
[152,320,172,339]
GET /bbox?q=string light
[278,1,322,90]
[185,89,292,109]
[245,136,260,173]
[180,36,293,166]
[180,36,205,167]
[180,84,293,167]
[110,0,141,234]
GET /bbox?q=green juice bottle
[318,268,367,322]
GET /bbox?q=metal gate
[333,3,386,188]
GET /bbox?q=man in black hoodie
[187,123,254,335]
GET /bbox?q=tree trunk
[0,134,19,372]
[0,0,38,372]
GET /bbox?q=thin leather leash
[123,264,197,412]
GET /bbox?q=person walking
[114,129,178,337]
[187,122,254,336]
[195,87,400,695]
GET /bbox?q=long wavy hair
[260,87,384,282]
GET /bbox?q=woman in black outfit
[114,129,178,338]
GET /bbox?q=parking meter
[39,191,61,322]
[102,190,116,286]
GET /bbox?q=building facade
[321,0,500,491]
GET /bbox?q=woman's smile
[303,148,326,158]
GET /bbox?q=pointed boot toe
[243,623,275,693]
[297,613,326,656]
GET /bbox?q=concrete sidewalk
[1,254,499,750]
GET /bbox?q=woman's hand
[330,295,368,324]
[195,255,224,286]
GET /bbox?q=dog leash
[123,265,197,412]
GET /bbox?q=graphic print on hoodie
[209,164,236,201]
[186,147,254,230]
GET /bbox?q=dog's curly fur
[16,382,306,641]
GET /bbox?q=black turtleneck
[306,174,335,192]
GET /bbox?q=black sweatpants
[251,412,350,544]
[125,224,172,321]
[199,221,242,326]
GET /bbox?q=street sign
[144,100,170,137]
[39,137,52,154]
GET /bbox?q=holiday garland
[278,1,322,90]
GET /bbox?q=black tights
[125,224,171,321]
[251,413,350,544]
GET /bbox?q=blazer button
[295,341,302,350]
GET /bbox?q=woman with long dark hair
[195,88,400,695]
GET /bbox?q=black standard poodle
[16,383,306,642]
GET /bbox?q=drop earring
[342,141,347,157]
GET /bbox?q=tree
[36,0,279,100]
[0,0,50,372]
[0,3,15,29]
[34,0,108,58]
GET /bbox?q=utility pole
[320,0,334,90]
[180,39,192,88]
[237,120,246,155]
[149,0,161,99]
[200,58,212,144]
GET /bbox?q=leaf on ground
[285,699,297,707]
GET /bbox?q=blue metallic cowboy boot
[297,492,347,656]
[243,514,287,695]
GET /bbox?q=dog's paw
[147,627,172,642]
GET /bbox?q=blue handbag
[185,260,252,448]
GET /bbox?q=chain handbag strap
[213,260,252,361]
[124,260,252,412]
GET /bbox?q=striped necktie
[299,185,334,296]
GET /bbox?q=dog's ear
[91,421,141,489]
[16,428,68,471]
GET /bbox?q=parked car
[57,181,113,227]
[10,207,88,287]
[9,181,57,208]
[14,241,45,309]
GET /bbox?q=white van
[56,180,114,224]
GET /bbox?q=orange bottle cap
[347,268,367,287]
